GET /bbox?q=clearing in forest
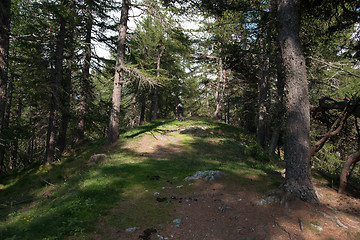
[1,119,360,240]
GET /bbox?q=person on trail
[175,103,184,121]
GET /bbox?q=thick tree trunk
[339,148,360,194]
[76,4,92,144]
[108,0,129,144]
[44,13,66,164]
[277,0,318,203]
[0,0,10,173]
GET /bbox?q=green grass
[0,119,282,240]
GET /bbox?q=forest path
[93,123,360,240]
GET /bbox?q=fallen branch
[40,177,57,187]
[0,198,37,209]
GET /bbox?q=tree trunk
[269,48,285,154]
[213,58,225,120]
[139,95,146,125]
[151,44,165,121]
[58,6,75,153]
[44,11,66,164]
[277,0,318,203]
[108,0,129,144]
[0,0,10,173]
[256,37,270,148]
[339,148,360,194]
[76,4,92,144]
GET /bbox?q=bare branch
[309,57,360,79]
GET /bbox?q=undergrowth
[0,119,282,240]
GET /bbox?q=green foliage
[312,144,344,177]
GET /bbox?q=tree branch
[308,56,360,79]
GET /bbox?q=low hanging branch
[310,98,360,157]
[119,65,159,88]
[310,97,360,194]
[310,100,351,157]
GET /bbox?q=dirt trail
[101,127,360,240]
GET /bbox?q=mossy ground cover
[0,119,282,240]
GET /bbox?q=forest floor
[92,122,360,240]
[1,119,360,240]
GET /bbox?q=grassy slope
[0,119,283,240]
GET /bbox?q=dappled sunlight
[3,120,359,239]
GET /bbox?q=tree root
[272,214,292,240]
[310,207,360,232]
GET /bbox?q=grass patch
[0,119,282,239]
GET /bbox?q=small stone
[219,205,232,212]
[311,224,323,232]
[173,218,182,224]
[153,192,160,196]
[183,170,226,182]
[255,196,280,205]
[176,185,183,188]
[125,227,137,232]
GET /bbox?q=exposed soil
[95,127,360,240]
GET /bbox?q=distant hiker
[175,103,184,121]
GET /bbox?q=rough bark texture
[277,0,319,203]
[0,0,10,172]
[45,13,66,164]
[338,148,360,194]
[108,0,129,144]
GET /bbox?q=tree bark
[44,9,66,164]
[277,0,318,203]
[339,148,360,194]
[0,0,10,173]
[76,3,92,144]
[108,0,130,144]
